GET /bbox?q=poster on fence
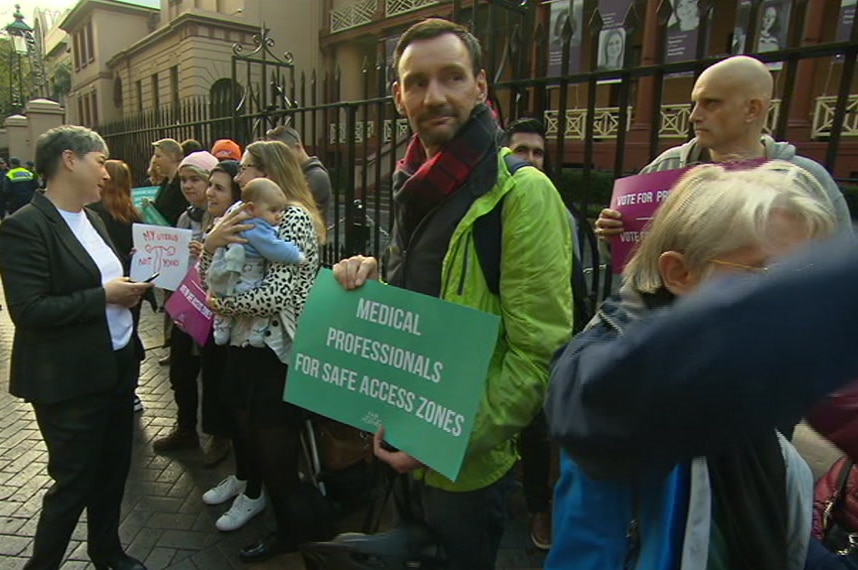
[732,1,752,54]
[547,0,584,77]
[838,0,857,42]
[755,0,792,70]
[130,223,193,290]
[596,0,634,82]
[285,269,500,481]
[665,0,705,70]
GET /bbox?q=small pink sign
[609,159,768,273]
[609,168,689,273]
[165,266,213,346]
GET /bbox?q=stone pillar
[4,114,29,163]
[25,99,65,154]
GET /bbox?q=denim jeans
[405,470,515,570]
[805,537,858,570]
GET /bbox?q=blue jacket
[546,282,816,570]
[240,217,304,263]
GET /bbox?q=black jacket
[153,175,188,227]
[0,192,143,404]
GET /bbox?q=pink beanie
[178,150,219,174]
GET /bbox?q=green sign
[131,186,160,208]
[285,269,500,481]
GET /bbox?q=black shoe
[239,534,296,563]
[93,552,147,570]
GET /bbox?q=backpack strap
[472,154,532,295]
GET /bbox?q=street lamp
[5,4,32,115]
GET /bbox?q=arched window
[209,78,243,141]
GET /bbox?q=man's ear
[746,96,766,124]
[476,70,488,102]
[658,251,699,296]
[393,81,404,115]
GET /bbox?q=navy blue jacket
[547,236,858,480]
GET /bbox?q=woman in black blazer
[0,126,153,570]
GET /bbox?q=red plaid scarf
[396,104,498,231]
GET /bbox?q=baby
[207,178,304,346]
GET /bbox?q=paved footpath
[0,294,549,569]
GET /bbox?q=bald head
[698,56,773,105]
[688,56,773,161]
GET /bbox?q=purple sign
[547,0,584,77]
[837,0,857,42]
[610,159,770,273]
[665,0,702,64]
[609,168,689,273]
[598,0,634,27]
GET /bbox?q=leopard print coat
[199,206,320,364]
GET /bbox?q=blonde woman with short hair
[545,161,835,570]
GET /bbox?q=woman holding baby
[199,140,327,562]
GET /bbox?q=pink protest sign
[609,158,769,273]
[609,168,689,273]
[165,266,213,346]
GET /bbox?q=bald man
[597,55,851,236]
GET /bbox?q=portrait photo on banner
[547,0,584,76]
[732,0,752,54]
[756,0,792,69]
[597,27,626,72]
[667,0,700,33]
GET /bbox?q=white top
[58,208,133,350]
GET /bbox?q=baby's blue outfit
[207,216,304,346]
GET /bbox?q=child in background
[207,178,305,346]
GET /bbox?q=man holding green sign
[329,18,573,570]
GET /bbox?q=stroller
[299,418,447,569]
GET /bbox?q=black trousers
[520,410,552,513]
[169,328,233,437]
[26,344,137,570]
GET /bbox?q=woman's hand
[205,292,220,313]
[104,278,153,309]
[332,255,379,290]
[595,208,624,241]
[189,241,203,258]
[203,203,254,253]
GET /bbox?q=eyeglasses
[709,259,769,273]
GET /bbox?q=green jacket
[424,148,573,491]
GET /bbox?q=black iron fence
[97,0,858,304]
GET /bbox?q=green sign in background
[131,186,160,208]
[285,269,500,481]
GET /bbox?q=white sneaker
[202,475,246,506]
[215,492,266,531]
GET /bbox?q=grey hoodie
[640,135,853,232]
[303,156,332,223]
